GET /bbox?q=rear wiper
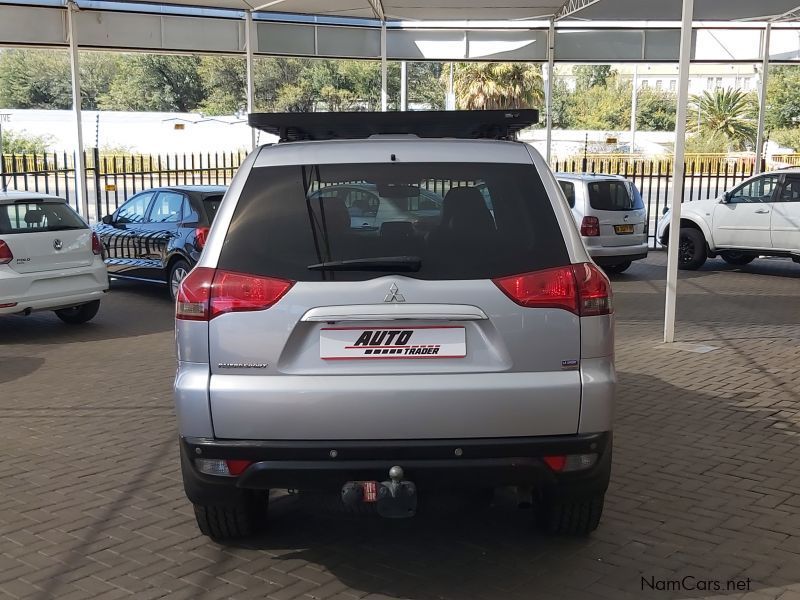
[308,256,422,272]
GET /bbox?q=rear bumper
[180,432,612,505]
[0,261,109,315]
[588,242,649,265]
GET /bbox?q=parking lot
[2,252,800,600]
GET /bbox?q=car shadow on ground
[175,369,800,600]
[608,256,800,283]
[0,279,174,345]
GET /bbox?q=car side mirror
[721,193,731,204]
[101,214,113,225]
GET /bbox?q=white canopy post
[545,19,555,165]
[755,23,772,174]
[66,1,88,221]
[630,64,639,154]
[400,61,407,111]
[245,9,256,150]
[380,21,388,111]
[664,0,695,343]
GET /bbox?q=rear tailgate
[0,201,94,273]
[586,180,647,248]
[199,149,582,441]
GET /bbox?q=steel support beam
[380,21,388,111]
[664,0,694,344]
[755,23,772,174]
[245,9,256,150]
[630,64,639,155]
[66,1,88,221]
[400,61,408,111]
[555,0,603,21]
[545,19,555,165]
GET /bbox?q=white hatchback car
[0,191,109,323]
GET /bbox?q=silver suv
[556,173,648,274]
[174,111,615,540]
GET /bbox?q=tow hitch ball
[341,466,418,518]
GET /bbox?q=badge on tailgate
[320,326,466,360]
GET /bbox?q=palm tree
[687,88,757,151]
[451,63,544,110]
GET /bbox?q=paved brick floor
[2,253,800,600]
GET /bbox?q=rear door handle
[754,209,770,214]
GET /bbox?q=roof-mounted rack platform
[248,109,538,143]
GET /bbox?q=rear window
[558,180,576,208]
[587,180,644,211]
[218,162,569,281]
[0,201,86,234]
[203,195,223,222]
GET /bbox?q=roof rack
[248,109,538,143]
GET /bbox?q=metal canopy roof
[121,0,800,21]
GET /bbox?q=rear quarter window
[0,201,86,234]
[203,195,223,223]
[217,162,569,281]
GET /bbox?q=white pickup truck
[657,169,800,270]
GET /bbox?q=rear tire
[603,261,632,274]
[54,300,100,324]
[678,227,707,270]
[193,493,268,541]
[169,259,191,301]
[720,251,755,266]
[537,493,605,536]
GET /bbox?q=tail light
[0,240,12,265]
[195,227,210,249]
[580,216,600,237]
[493,263,612,316]
[176,267,294,321]
[91,232,103,256]
[543,454,598,472]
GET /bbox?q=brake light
[0,240,12,265]
[195,227,210,249]
[91,232,103,256]
[225,460,253,476]
[580,216,600,237]
[493,263,612,316]
[176,267,294,321]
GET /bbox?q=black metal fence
[2,150,760,247]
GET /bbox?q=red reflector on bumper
[543,456,567,472]
[225,459,253,476]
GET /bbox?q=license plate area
[614,224,634,234]
[320,326,466,360]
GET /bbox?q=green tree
[451,62,543,110]
[636,88,677,131]
[0,49,71,109]
[408,62,445,110]
[80,52,121,110]
[0,129,52,154]
[100,54,205,112]
[574,65,614,90]
[567,76,631,130]
[771,128,800,152]
[688,88,757,150]
[765,66,800,131]
[550,78,576,128]
[198,55,245,115]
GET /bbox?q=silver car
[556,173,648,273]
[174,111,615,540]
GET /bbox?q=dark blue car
[93,185,226,298]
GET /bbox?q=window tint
[587,180,641,211]
[0,201,86,234]
[778,176,800,202]
[218,163,569,281]
[149,191,185,223]
[116,192,153,223]
[558,180,576,208]
[729,175,779,204]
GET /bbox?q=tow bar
[341,466,418,518]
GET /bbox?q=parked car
[657,169,800,270]
[309,183,444,232]
[556,173,648,274]
[174,111,615,541]
[0,191,108,323]
[94,185,226,298]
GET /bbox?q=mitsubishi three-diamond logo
[384,283,405,303]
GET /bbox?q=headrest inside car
[24,209,44,225]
